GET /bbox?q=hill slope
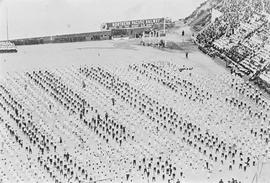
[183,0,222,32]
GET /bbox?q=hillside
[183,0,222,32]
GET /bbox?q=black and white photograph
[0,0,270,183]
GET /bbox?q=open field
[0,40,270,183]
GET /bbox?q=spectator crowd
[195,0,270,94]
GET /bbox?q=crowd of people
[1,60,269,183]
[195,0,270,94]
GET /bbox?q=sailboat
[0,8,17,53]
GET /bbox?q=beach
[1,39,269,183]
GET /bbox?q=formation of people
[0,61,270,183]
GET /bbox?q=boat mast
[6,8,9,41]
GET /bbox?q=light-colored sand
[0,40,269,183]
[0,39,225,75]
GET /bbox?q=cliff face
[183,0,223,32]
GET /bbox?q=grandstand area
[194,0,270,94]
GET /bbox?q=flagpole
[163,17,166,34]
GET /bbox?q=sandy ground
[0,39,225,76]
[0,39,270,183]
